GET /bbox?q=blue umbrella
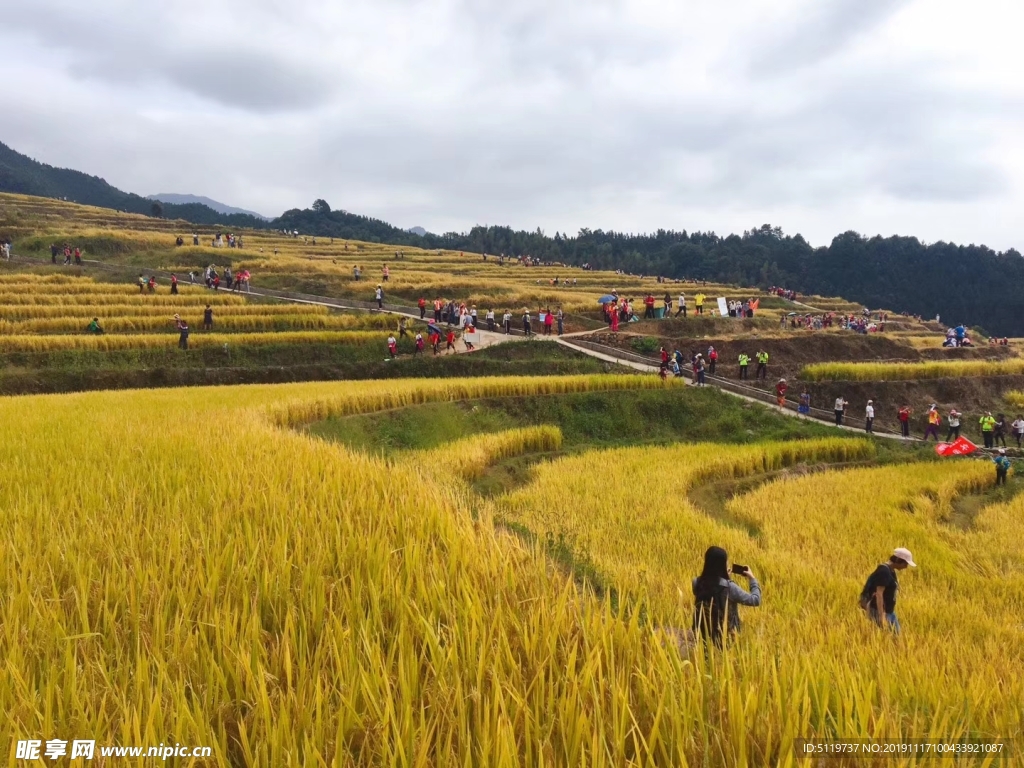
[427,323,443,336]
[598,295,617,304]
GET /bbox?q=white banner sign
[717,297,729,317]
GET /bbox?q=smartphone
[731,564,748,575]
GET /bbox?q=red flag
[750,298,760,310]
[936,437,977,457]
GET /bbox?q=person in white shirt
[676,293,687,317]
[865,400,875,433]
[485,309,495,331]
[502,311,512,334]
[834,397,848,426]
[1012,415,1024,448]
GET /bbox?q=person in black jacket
[860,548,915,634]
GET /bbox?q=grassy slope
[308,386,845,454]
[0,339,615,395]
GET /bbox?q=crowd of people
[781,310,888,333]
[49,243,83,265]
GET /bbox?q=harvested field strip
[0,313,400,335]
[0,303,330,319]
[0,330,391,352]
[0,292,247,306]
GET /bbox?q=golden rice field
[0,192,771,318]
[2,372,1021,766]
[802,358,1024,381]
[0,273,403,350]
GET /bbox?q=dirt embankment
[587,329,1009,380]
[797,377,1024,439]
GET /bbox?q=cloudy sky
[2,0,1021,248]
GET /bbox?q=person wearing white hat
[859,548,916,634]
[993,449,1011,486]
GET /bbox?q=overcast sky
[2,0,1021,249]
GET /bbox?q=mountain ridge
[147,193,270,221]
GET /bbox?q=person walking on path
[898,405,912,438]
[387,334,398,359]
[755,350,769,381]
[691,546,761,648]
[979,411,996,448]
[138,274,146,293]
[776,378,788,407]
[543,309,554,335]
[174,315,190,350]
[414,332,424,355]
[1013,415,1024,448]
[834,396,848,426]
[430,330,441,355]
[418,297,427,320]
[676,292,687,317]
[696,355,707,386]
[487,309,496,332]
[502,310,512,335]
[798,391,811,415]
[994,449,1012,485]
[994,414,1008,448]
[203,305,213,331]
[556,307,564,336]
[924,406,941,441]
[859,548,915,634]
[864,400,875,433]
[945,409,961,442]
[398,318,408,339]
[375,285,384,309]
[522,311,532,336]
[707,346,717,375]
[445,329,457,354]
[738,353,750,379]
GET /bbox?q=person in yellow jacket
[923,405,941,441]
[738,353,750,379]
[695,293,706,315]
[980,411,997,449]
[755,350,769,380]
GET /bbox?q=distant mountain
[407,226,428,236]
[148,193,269,220]
[0,140,267,228]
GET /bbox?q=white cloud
[1,0,1022,249]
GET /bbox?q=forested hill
[0,142,265,228]
[4,137,1023,334]
[283,208,1024,336]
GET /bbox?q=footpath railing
[561,337,911,439]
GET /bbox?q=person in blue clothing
[954,324,966,346]
[994,448,1012,486]
[691,546,761,647]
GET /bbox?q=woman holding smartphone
[692,546,761,646]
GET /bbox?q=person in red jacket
[418,297,426,319]
[897,405,911,438]
[707,345,718,375]
[445,330,456,354]
[644,294,656,319]
[660,347,670,365]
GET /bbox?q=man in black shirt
[203,305,213,331]
[860,547,915,634]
